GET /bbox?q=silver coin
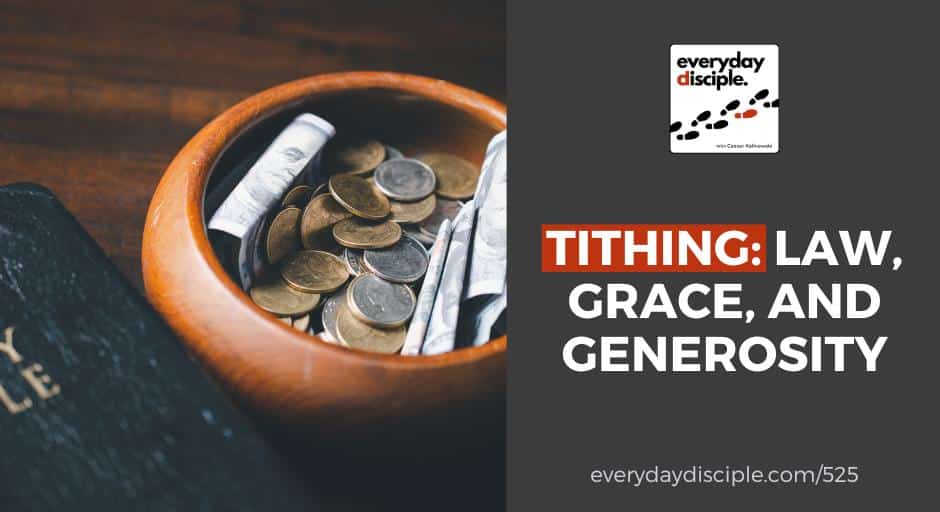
[403,224,435,246]
[343,248,366,276]
[373,158,436,201]
[346,274,416,328]
[320,284,348,341]
[385,145,404,160]
[362,235,428,283]
[315,326,342,345]
[418,198,462,238]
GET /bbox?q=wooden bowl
[142,72,506,439]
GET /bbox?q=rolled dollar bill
[204,149,261,220]
[246,216,268,289]
[458,290,507,347]
[208,113,334,239]
[472,131,506,211]
[463,131,507,301]
[422,201,475,355]
[448,131,508,346]
[401,219,454,355]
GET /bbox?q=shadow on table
[255,393,506,511]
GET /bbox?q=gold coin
[329,174,390,220]
[324,136,386,175]
[312,182,330,196]
[301,193,353,249]
[281,185,314,207]
[265,207,301,264]
[335,306,405,354]
[292,313,311,332]
[280,250,350,293]
[249,272,320,316]
[332,218,401,249]
[416,152,480,200]
[388,194,436,224]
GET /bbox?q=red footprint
[734,109,757,119]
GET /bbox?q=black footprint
[670,121,682,133]
[720,100,740,116]
[749,89,769,105]
[762,98,780,108]
[705,120,728,130]
[690,110,711,127]
[692,110,712,127]
[676,130,700,141]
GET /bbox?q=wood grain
[0,0,505,291]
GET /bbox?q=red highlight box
[541,224,767,272]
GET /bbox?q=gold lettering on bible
[0,327,62,415]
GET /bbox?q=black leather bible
[0,184,315,510]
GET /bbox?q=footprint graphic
[676,130,700,141]
[705,120,729,130]
[762,98,780,108]
[720,100,740,116]
[690,110,711,127]
[670,121,682,133]
[734,109,757,119]
[748,89,769,105]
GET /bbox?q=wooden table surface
[0,0,505,292]
[0,1,506,509]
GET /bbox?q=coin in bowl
[249,272,320,316]
[373,158,436,201]
[419,198,462,239]
[343,248,366,276]
[384,145,405,160]
[335,306,406,354]
[329,174,390,220]
[323,136,386,175]
[363,236,428,283]
[280,250,349,293]
[265,206,302,264]
[281,185,315,207]
[388,194,436,224]
[319,285,348,343]
[346,273,416,328]
[416,152,480,199]
[332,218,401,249]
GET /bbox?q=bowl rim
[146,71,506,372]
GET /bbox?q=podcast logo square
[670,44,779,153]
